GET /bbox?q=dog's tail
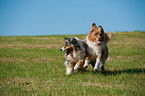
[98,25,112,43]
[104,32,112,43]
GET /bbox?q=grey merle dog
[60,37,88,75]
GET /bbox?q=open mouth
[94,38,101,45]
[64,49,72,57]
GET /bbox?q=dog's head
[88,23,112,45]
[60,37,80,57]
[88,25,104,45]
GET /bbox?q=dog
[83,23,112,71]
[60,37,87,75]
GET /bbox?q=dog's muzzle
[94,38,101,45]
[60,49,63,52]
[60,47,65,52]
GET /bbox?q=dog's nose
[60,49,62,51]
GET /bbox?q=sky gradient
[0,0,145,36]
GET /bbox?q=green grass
[0,32,145,96]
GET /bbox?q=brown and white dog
[60,37,87,75]
[83,23,112,71]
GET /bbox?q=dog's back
[67,37,86,62]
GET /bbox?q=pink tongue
[64,53,67,57]
[95,40,101,45]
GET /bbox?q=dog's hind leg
[74,60,84,70]
[100,46,108,71]
[100,61,105,71]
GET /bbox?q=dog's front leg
[66,62,74,75]
[94,56,101,71]
[74,60,83,70]
[83,57,89,68]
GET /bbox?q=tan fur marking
[68,55,75,68]
[64,46,76,54]
[85,57,89,60]
[88,28,100,42]
[64,46,72,50]
[68,62,75,68]
[77,60,83,66]
[77,60,84,69]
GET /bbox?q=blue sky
[0,0,145,36]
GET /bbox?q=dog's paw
[66,68,73,76]
[83,64,88,69]
[100,63,105,71]
[100,66,105,71]
[83,66,88,69]
[83,60,89,68]
[93,67,99,72]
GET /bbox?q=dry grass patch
[0,44,61,49]
[82,82,126,88]
[0,57,56,63]
[116,55,143,61]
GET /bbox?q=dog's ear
[98,25,104,34]
[90,26,96,32]
[71,38,77,44]
[92,23,96,26]
[90,23,97,32]
[64,37,68,40]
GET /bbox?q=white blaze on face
[61,46,65,52]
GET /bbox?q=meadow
[0,32,145,96]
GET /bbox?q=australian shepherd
[83,23,112,72]
[60,37,87,75]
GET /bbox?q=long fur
[83,23,111,71]
[61,37,87,75]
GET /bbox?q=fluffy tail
[104,32,112,43]
[98,25,112,43]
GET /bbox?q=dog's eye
[65,42,68,45]
[95,33,99,35]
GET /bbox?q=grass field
[0,32,145,96]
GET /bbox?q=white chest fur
[86,36,103,56]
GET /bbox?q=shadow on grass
[101,68,145,76]
[73,68,145,76]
